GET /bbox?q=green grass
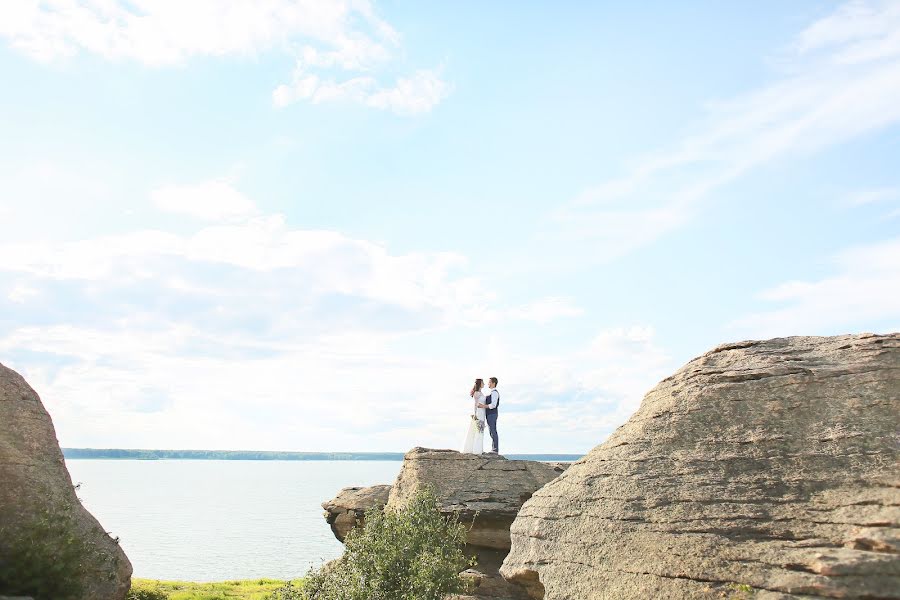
[130,578,303,600]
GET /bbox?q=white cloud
[844,186,900,206]
[365,70,452,115]
[795,0,900,64]
[486,325,675,452]
[7,283,39,304]
[151,180,258,222]
[551,0,900,263]
[730,237,900,337]
[0,0,449,115]
[0,0,391,66]
[506,297,584,324]
[0,178,676,453]
[0,216,484,321]
[272,65,450,115]
[0,319,673,454]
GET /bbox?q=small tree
[302,486,471,600]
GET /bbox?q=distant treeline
[62,448,581,462]
[62,448,406,461]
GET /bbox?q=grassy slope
[131,578,303,599]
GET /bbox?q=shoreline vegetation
[129,578,303,600]
[63,448,583,462]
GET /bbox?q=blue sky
[1,1,898,454]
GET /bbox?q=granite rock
[321,484,391,541]
[500,333,900,599]
[0,363,132,600]
[387,448,567,551]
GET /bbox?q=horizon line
[62,447,585,459]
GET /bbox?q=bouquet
[471,414,485,433]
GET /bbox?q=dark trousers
[486,412,499,453]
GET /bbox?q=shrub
[269,581,303,600]
[302,487,472,600]
[0,493,121,600]
[127,587,169,600]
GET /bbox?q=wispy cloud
[795,0,900,63]
[0,0,449,115]
[0,318,672,453]
[843,186,900,206]
[491,325,675,452]
[272,68,451,115]
[6,282,38,304]
[152,180,259,222]
[551,0,900,262]
[730,237,900,338]
[0,181,610,451]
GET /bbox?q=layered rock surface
[501,333,900,599]
[323,448,568,600]
[0,363,132,600]
[322,484,391,541]
[387,448,567,550]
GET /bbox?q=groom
[478,377,500,454]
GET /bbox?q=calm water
[65,460,402,582]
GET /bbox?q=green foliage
[0,494,119,600]
[303,486,472,600]
[129,578,299,600]
[269,581,304,600]
[726,581,756,599]
[128,587,169,600]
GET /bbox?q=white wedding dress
[462,391,486,454]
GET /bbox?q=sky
[0,1,898,454]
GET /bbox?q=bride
[462,378,486,454]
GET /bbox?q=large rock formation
[323,448,568,599]
[387,448,567,551]
[501,333,900,599]
[0,363,132,600]
[392,449,568,600]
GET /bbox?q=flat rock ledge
[386,448,568,550]
[500,333,900,600]
[322,448,567,600]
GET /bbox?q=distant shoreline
[62,448,583,462]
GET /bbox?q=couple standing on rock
[462,377,500,455]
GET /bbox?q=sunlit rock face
[0,363,133,600]
[386,448,567,551]
[500,333,900,600]
[322,484,392,541]
[323,447,568,600]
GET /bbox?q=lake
[65,459,403,582]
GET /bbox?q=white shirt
[485,388,499,409]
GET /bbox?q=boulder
[388,449,565,600]
[501,333,900,599]
[322,484,391,541]
[386,448,567,551]
[322,448,567,600]
[0,363,132,600]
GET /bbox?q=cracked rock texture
[322,484,391,542]
[324,448,567,600]
[386,448,567,551]
[0,363,132,600]
[389,449,567,600]
[500,333,900,599]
